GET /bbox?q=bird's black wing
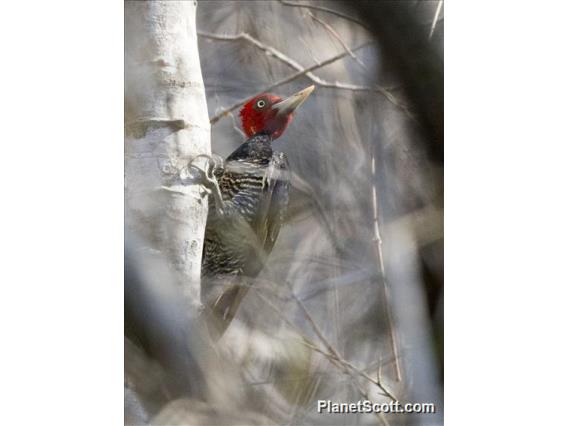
[250,152,290,267]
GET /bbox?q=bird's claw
[187,154,225,214]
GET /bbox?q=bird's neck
[226,133,274,163]
[245,133,273,161]
[252,130,273,140]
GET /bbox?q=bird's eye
[256,99,266,108]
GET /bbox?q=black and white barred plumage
[201,134,290,332]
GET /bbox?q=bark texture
[125,0,210,307]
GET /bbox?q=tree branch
[202,38,369,124]
[371,154,403,382]
[284,281,399,402]
[279,0,371,32]
[429,1,444,40]
[305,10,367,69]
[198,32,412,123]
[249,280,400,403]
[253,288,398,407]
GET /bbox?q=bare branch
[198,30,369,88]
[198,33,412,123]
[308,75,414,120]
[253,288,399,412]
[204,39,373,124]
[198,31,307,71]
[354,382,391,426]
[283,281,400,402]
[305,10,367,69]
[299,36,321,66]
[228,111,246,140]
[279,0,371,32]
[212,91,246,140]
[300,337,390,425]
[371,155,403,382]
[429,1,444,40]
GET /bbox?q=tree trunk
[124,0,210,309]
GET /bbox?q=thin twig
[354,381,391,426]
[198,31,307,72]
[213,91,246,140]
[199,33,412,122]
[205,40,371,124]
[253,288,398,403]
[371,154,403,382]
[284,281,399,402]
[429,1,444,40]
[228,111,246,140]
[309,76,413,120]
[297,345,389,426]
[199,30,372,91]
[299,36,321,66]
[378,352,383,385]
[306,10,367,69]
[279,0,371,32]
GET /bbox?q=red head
[239,85,315,139]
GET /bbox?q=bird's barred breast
[220,159,266,199]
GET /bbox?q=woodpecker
[201,85,315,335]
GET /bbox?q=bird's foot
[186,154,225,214]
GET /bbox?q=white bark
[125,1,210,308]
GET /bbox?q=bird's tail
[202,277,251,339]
